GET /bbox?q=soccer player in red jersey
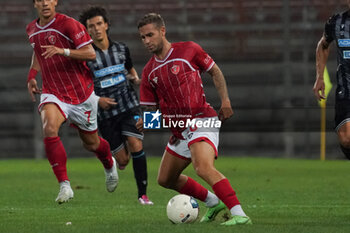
[26,0,118,204]
[137,13,252,225]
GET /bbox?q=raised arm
[40,44,96,61]
[313,35,331,100]
[207,63,233,122]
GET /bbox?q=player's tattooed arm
[208,64,233,122]
[313,35,331,100]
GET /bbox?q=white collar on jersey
[36,17,56,30]
[154,48,174,63]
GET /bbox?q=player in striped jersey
[137,13,251,225]
[26,0,118,204]
[313,1,350,159]
[79,6,153,205]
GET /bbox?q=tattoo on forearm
[321,41,329,50]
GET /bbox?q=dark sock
[131,150,148,198]
[340,145,350,160]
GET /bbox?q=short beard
[153,42,163,55]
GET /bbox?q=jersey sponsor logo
[94,64,125,78]
[75,31,86,40]
[338,39,350,47]
[171,65,180,75]
[100,74,126,88]
[343,50,350,59]
[204,55,211,65]
[143,110,161,129]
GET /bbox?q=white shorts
[166,117,220,160]
[38,92,99,132]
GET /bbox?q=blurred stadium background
[0,0,347,159]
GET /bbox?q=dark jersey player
[26,0,118,204]
[79,6,153,205]
[313,0,350,159]
[136,13,252,225]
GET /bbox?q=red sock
[212,178,240,209]
[94,137,113,169]
[178,177,208,202]
[43,136,69,182]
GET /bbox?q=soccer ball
[166,194,199,224]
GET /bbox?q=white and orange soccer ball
[166,194,199,224]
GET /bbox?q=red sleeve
[140,70,158,105]
[65,17,92,49]
[191,42,215,72]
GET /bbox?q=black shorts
[98,107,143,153]
[335,99,350,131]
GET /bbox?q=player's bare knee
[83,141,99,152]
[114,150,129,166]
[117,157,130,167]
[341,138,350,148]
[339,134,350,148]
[42,125,59,137]
[194,166,209,180]
[157,177,173,189]
[127,138,143,152]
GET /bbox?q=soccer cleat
[105,157,119,192]
[138,195,154,205]
[200,201,226,223]
[55,185,74,204]
[220,215,252,226]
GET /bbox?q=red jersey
[26,13,94,104]
[140,41,217,138]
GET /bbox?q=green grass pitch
[0,156,350,233]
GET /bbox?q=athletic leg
[114,147,130,169]
[157,149,191,191]
[41,103,74,203]
[337,122,350,159]
[126,136,153,204]
[190,141,251,225]
[79,131,118,192]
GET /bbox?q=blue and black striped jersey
[325,10,350,100]
[87,39,139,121]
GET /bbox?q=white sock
[230,204,247,217]
[204,191,219,207]
[59,180,70,187]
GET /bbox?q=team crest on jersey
[171,65,180,75]
[48,35,56,45]
[118,54,126,61]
